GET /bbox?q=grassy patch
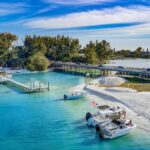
[119,77,150,92]
[120,83,150,92]
[124,77,150,83]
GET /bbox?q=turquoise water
[0,72,150,150]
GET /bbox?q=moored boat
[96,119,136,139]
[64,90,88,100]
[86,105,125,127]
[5,74,12,78]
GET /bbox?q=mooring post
[33,81,35,90]
[30,80,32,89]
[39,82,41,89]
[48,81,50,91]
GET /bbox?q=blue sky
[0,0,150,50]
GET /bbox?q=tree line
[0,32,149,71]
[114,47,150,59]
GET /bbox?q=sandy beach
[84,84,150,131]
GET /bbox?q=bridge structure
[53,62,150,79]
[0,76,50,93]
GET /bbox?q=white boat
[64,90,88,100]
[86,105,125,127]
[96,119,136,139]
[3,64,12,78]
[5,74,12,78]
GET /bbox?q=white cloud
[44,0,116,5]
[0,3,27,16]
[58,24,150,50]
[48,22,150,40]
[24,6,150,29]
[18,5,150,50]
[37,5,58,14]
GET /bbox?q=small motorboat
[5,74,12,78]
[96,119,136,139]
[64,90,88,100]
[86,105,126,127]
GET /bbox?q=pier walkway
[0,76,50,93]
[53,62,150,79]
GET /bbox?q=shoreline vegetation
[97,82,150,92]
[0,32,150,72]
[120,83,150,92]
[120,77,150,92]
[0,32,150,92]
[92,76,150,92]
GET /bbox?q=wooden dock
[0,76,50,93]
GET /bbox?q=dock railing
[0,76,50,93]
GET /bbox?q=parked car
[146,68,150,71]
[76,62,81,65]
[118,66,124,69]
[98,64,104,67]
[85,63,89,66]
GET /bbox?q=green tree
[135,47,142,58]
[115,49,132,58]
[1,49,23,68]
[0,33,18,67]
[24,35,81,62]
[27,52,49,71]
[96,40,113,64]
[0,32,17,55]
[84,41,98,64]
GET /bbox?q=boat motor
[64,95,67,100]
[86,112,92,121]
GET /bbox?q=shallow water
[0,72,150,150]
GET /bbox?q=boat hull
[87,118,97,127]
[64,95,86,100]
[102,124,136,139]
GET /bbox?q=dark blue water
[0,72,150,150]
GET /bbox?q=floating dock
[0,76,50,93]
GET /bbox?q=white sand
[106,87,137,93]
[84,85,150,131]
[91,76,126,86]
[69,84,86,92]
